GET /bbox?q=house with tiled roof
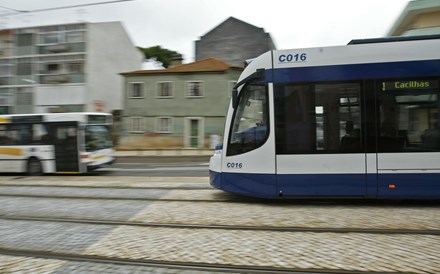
[119,58,242,149]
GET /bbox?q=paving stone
[130,200,440,230]
[83,226,440,273]
[0,177,438,274]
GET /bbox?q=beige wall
[412,11,440,29]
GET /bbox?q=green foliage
[138,46,180,68]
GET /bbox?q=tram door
[275,82,368,197]
[52,123,79,173]
[375,79,440,198]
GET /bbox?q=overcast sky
[1,0,409,63]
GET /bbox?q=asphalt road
[93,156,211,177]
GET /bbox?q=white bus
[209,35,440,199]
[0,112,114,175]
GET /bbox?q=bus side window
[32,124,50,145]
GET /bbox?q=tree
[138,46,181,68]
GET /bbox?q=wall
[195,18,276,67]
[120,70,241,149]
[86,22,143,113]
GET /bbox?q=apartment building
[0,21,143,114]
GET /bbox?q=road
[94,156,211,177]
[0,176,439,273]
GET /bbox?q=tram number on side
[226,162,243,169]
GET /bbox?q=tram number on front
[226,162,243,169]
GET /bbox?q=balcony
[46,44,70,53]
[45,75,68,83]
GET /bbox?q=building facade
[387,0,440,36]
[120,58,242,149]
[0,22,143,114]
[195,17,276,67]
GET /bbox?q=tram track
[0,247,402,274]
[0,183,213,190]
[0,193,237,203]
[1,215,439,236]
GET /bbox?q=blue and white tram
[209,35,440,199]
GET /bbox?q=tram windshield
[227,84,269,156]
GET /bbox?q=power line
[0,0,135,17]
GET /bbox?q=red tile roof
[121,58,242,75]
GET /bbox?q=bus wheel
[27,158,43,176]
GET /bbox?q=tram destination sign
[382,80,439,91]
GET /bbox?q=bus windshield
[85,125,113,152]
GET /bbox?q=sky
[0,0,410,63]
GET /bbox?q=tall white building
[0,21,143,114]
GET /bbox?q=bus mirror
[232,88,238,109]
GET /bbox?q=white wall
[86,22,143,113]
[34,85,86,112]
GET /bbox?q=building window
[66,31,84,43]
[41,32,59,44]
[67,63,83,73]
[187,81,204,97]
[157,82,173,98]
[0,61,11,77]
[128,82,144,98]
[128,117,145,132]
[17,58,32,76]
[17,33,34,47]
[47,63,60,73]
[16,88,33,105]
[156,117,173,133]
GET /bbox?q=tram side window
[274,82,362,154]
[226,84,269,156]
[378,79,440,152]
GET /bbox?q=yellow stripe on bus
[92,155,106,160]
[0,147,23,156]
[0,117,10,123]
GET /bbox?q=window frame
[155,116,174,133]
[226,83,270,156]
[376,77,440,153]
[186,81,204,98]
[127,116,145,133]
[156,81,174,98]
[128,82,145,99]
[273,81,364,155]
[228,81,237,98]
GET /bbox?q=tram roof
[348,34,440,45]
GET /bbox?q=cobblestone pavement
[84,226,440,273]
[0,255,239,274]
[0,176,439,273]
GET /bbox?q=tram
[209,35,440,199]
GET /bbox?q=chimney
[169,53,183,67]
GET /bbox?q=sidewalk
[115,149,214,157]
